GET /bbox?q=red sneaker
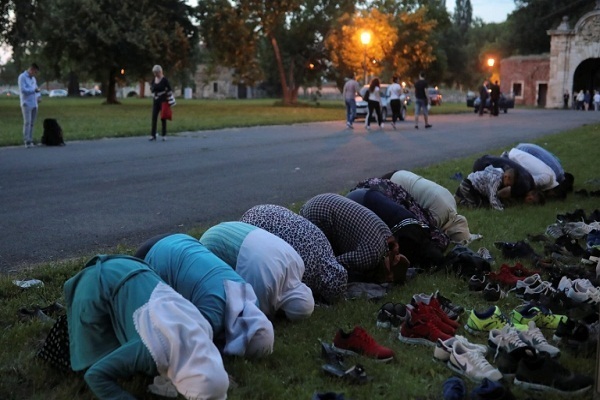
[489,263,529,288]
[398,316,453,346]
[408,304,457,335]
[332,326,394,362]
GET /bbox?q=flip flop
[321,363,371,385]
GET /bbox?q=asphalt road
[1,108,599,273]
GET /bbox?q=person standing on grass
[594,90,600,111]
[149,65,172,141]
[389,75,403,129]
[18,63,40,148]
[414,72,431,129]
[342,74,361,129]
[365,77,383,130]
[478,79,489,116]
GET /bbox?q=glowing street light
[487,58,495,68]
[360,31,371,85]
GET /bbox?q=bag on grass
[42,118,65,146]
[161,102,172,120]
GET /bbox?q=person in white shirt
[389,76,403,129]
[18,63,41,148]
[342,75,361,129]
[593,90,600,111]
[365,77,383,131]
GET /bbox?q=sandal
[321,363,371,385]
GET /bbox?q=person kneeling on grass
[455,165,517,211]
[384,169,474,244]
[299,193,409,285]
[135,233,275,358]
[240,204,349,304]
[346,187,444,271]
[200,221,315,321]
[65,254,229,400]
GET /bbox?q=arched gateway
[547,2,600,108]
[501,3,600,108]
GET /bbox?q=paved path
[1,108,599,272]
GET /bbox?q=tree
[506,0,593,55]
[325,9,398,87]
[37,0,198,104]
[453,0,472,36]
[197,0,354,104]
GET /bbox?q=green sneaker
[465,305,527,335]
[510,303,567,329]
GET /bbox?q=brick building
[500,3,600,108]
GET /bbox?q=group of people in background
[342,71,432,130]
[574,89,600,111]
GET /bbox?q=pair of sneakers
[375,302,407,330]
[443,376,515,400]
[464,305,527,336]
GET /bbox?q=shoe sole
[514,378,591,395]
[397,333,436,347]
[331,345,393,363]
[446,359,502,383]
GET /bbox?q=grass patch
[1,117,598,399]
[0,97,472,147]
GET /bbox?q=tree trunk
[67,71,79,97]
[139,79,146,98]
[105,68,120,104]
[269,34,293,105]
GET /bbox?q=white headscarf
[236,228,314,321]
[134,282,229,400]
[222,280,275,357]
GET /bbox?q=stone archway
[547,4,600,108]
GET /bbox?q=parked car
[79,88,90,96]
[40,89,50,96]
[473,93,515,114]
[355,84,408,122]
[0,89,19,97]
[466,91,476,107]
[428,88,442,105]
[49,89,68,97]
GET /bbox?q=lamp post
[361,31,371,85]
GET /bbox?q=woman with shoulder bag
[149,65,173,141]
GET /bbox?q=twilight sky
[446,0,517,24]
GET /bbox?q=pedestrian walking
[342,75,361,129]
[414,72,431,129]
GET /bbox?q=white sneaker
[567,283,600,304]
[488,325,529,357]
[447,340,503,382]
[518,321,560,358]
[433,335,488,362]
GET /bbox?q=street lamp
[487,58,495,68]
[360,31,371,85]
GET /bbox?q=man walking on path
[479,80,489,116]
[343,75,361,129]
[18,63,40,148]
[490,80,500,116]
[414,72,431,129]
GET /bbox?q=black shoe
[434,291,464,319]
[494,241,538,259]
[469,274,488,292]
[471,377,516,399]
[149,136,156,141]
[414,125,418,129]
[482,283,505,302]
[425,124,432,128]
[514,351,593,395]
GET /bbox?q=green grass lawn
[0,101,598,399]
[0,97,471,146]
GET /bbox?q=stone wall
[500,55,550,106]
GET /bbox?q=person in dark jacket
[149,64,173,141]
[479,80,489,116]
[490,80,500,116]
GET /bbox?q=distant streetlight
[487,58,495,68]
[360,31,371,85]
